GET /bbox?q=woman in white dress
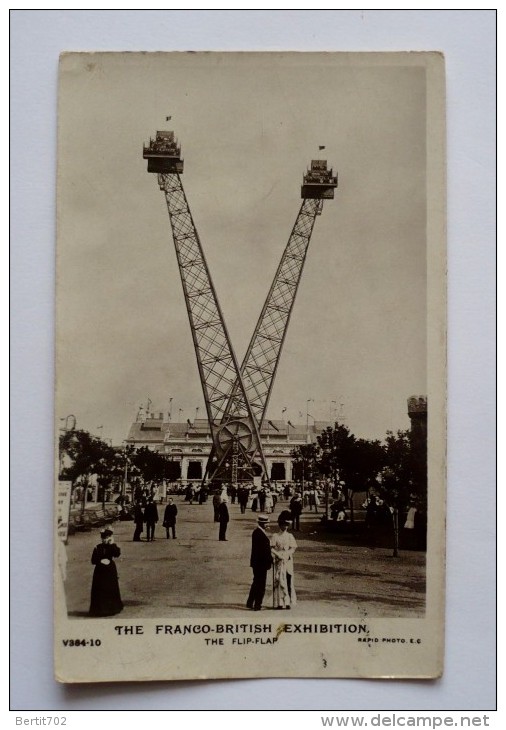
[271,510,297,609]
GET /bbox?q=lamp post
[330,400,337,423]
[322,446,331,521]
[58,414,76,479]
[306,399,314,435]
[123,454,128,499]
[115,446,130,503]
[96,457,108,511]
[60,414,76,432]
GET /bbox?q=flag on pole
[288,421,294,428]
[268,420,280,432]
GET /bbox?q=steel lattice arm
[159,172,268,473]
[204,162,337,482]
[223,197,324,428]
[158,172,244,426]
[144,134,337,485]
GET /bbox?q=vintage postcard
[55,51,446,682]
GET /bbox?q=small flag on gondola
[166,115,172,121]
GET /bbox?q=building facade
[126,412,330,484]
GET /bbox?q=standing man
[218,496,230,541]
[132,502,144,542]
[259,487,267,513]
[246,515,272,611]
[144,497,159,542]
[238,485,250,514]
[163,497,178,539]
[212,491,221,522]
[290,492,303,531]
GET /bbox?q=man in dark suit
[218,496,230,541]
[247,515,272,611]
[162,498,178,539]
[144,498,159,541]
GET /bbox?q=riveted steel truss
[157,172,269,482]
[223,198,324,428]
[145,133,337,486]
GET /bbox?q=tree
[290,443,319,488]
[131,447,180,489]
[378,429,427,556]
[348,437,386,494]
[317,424,353,519]
[59,429,115,511]
[316,424,385,523]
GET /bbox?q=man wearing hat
[143,497,159,541]
[246,515,272,611]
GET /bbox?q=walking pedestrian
[218,496,229,541]
[132,503,144,541]
[144,497,159,541]
[89,529,123,617]
[365,495,379,548]
[163,497,178,538]
[246,515,272,611]
[212,491,221,522]
[238,485,249,514]
[290,493,303,531]
[259,488,267,513]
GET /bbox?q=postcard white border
[10,8,496,711]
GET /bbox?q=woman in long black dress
[89,528,123,616]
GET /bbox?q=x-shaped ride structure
[143,130,338,486]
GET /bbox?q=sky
[56,52,431,445]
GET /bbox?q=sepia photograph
[54,51,446,683]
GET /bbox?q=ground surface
[64,496,426,620]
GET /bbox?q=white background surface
[10,9,496,711]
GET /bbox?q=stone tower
[407,396,427,442]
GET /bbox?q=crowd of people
[87,481,308,617]
[86,480,425,617]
